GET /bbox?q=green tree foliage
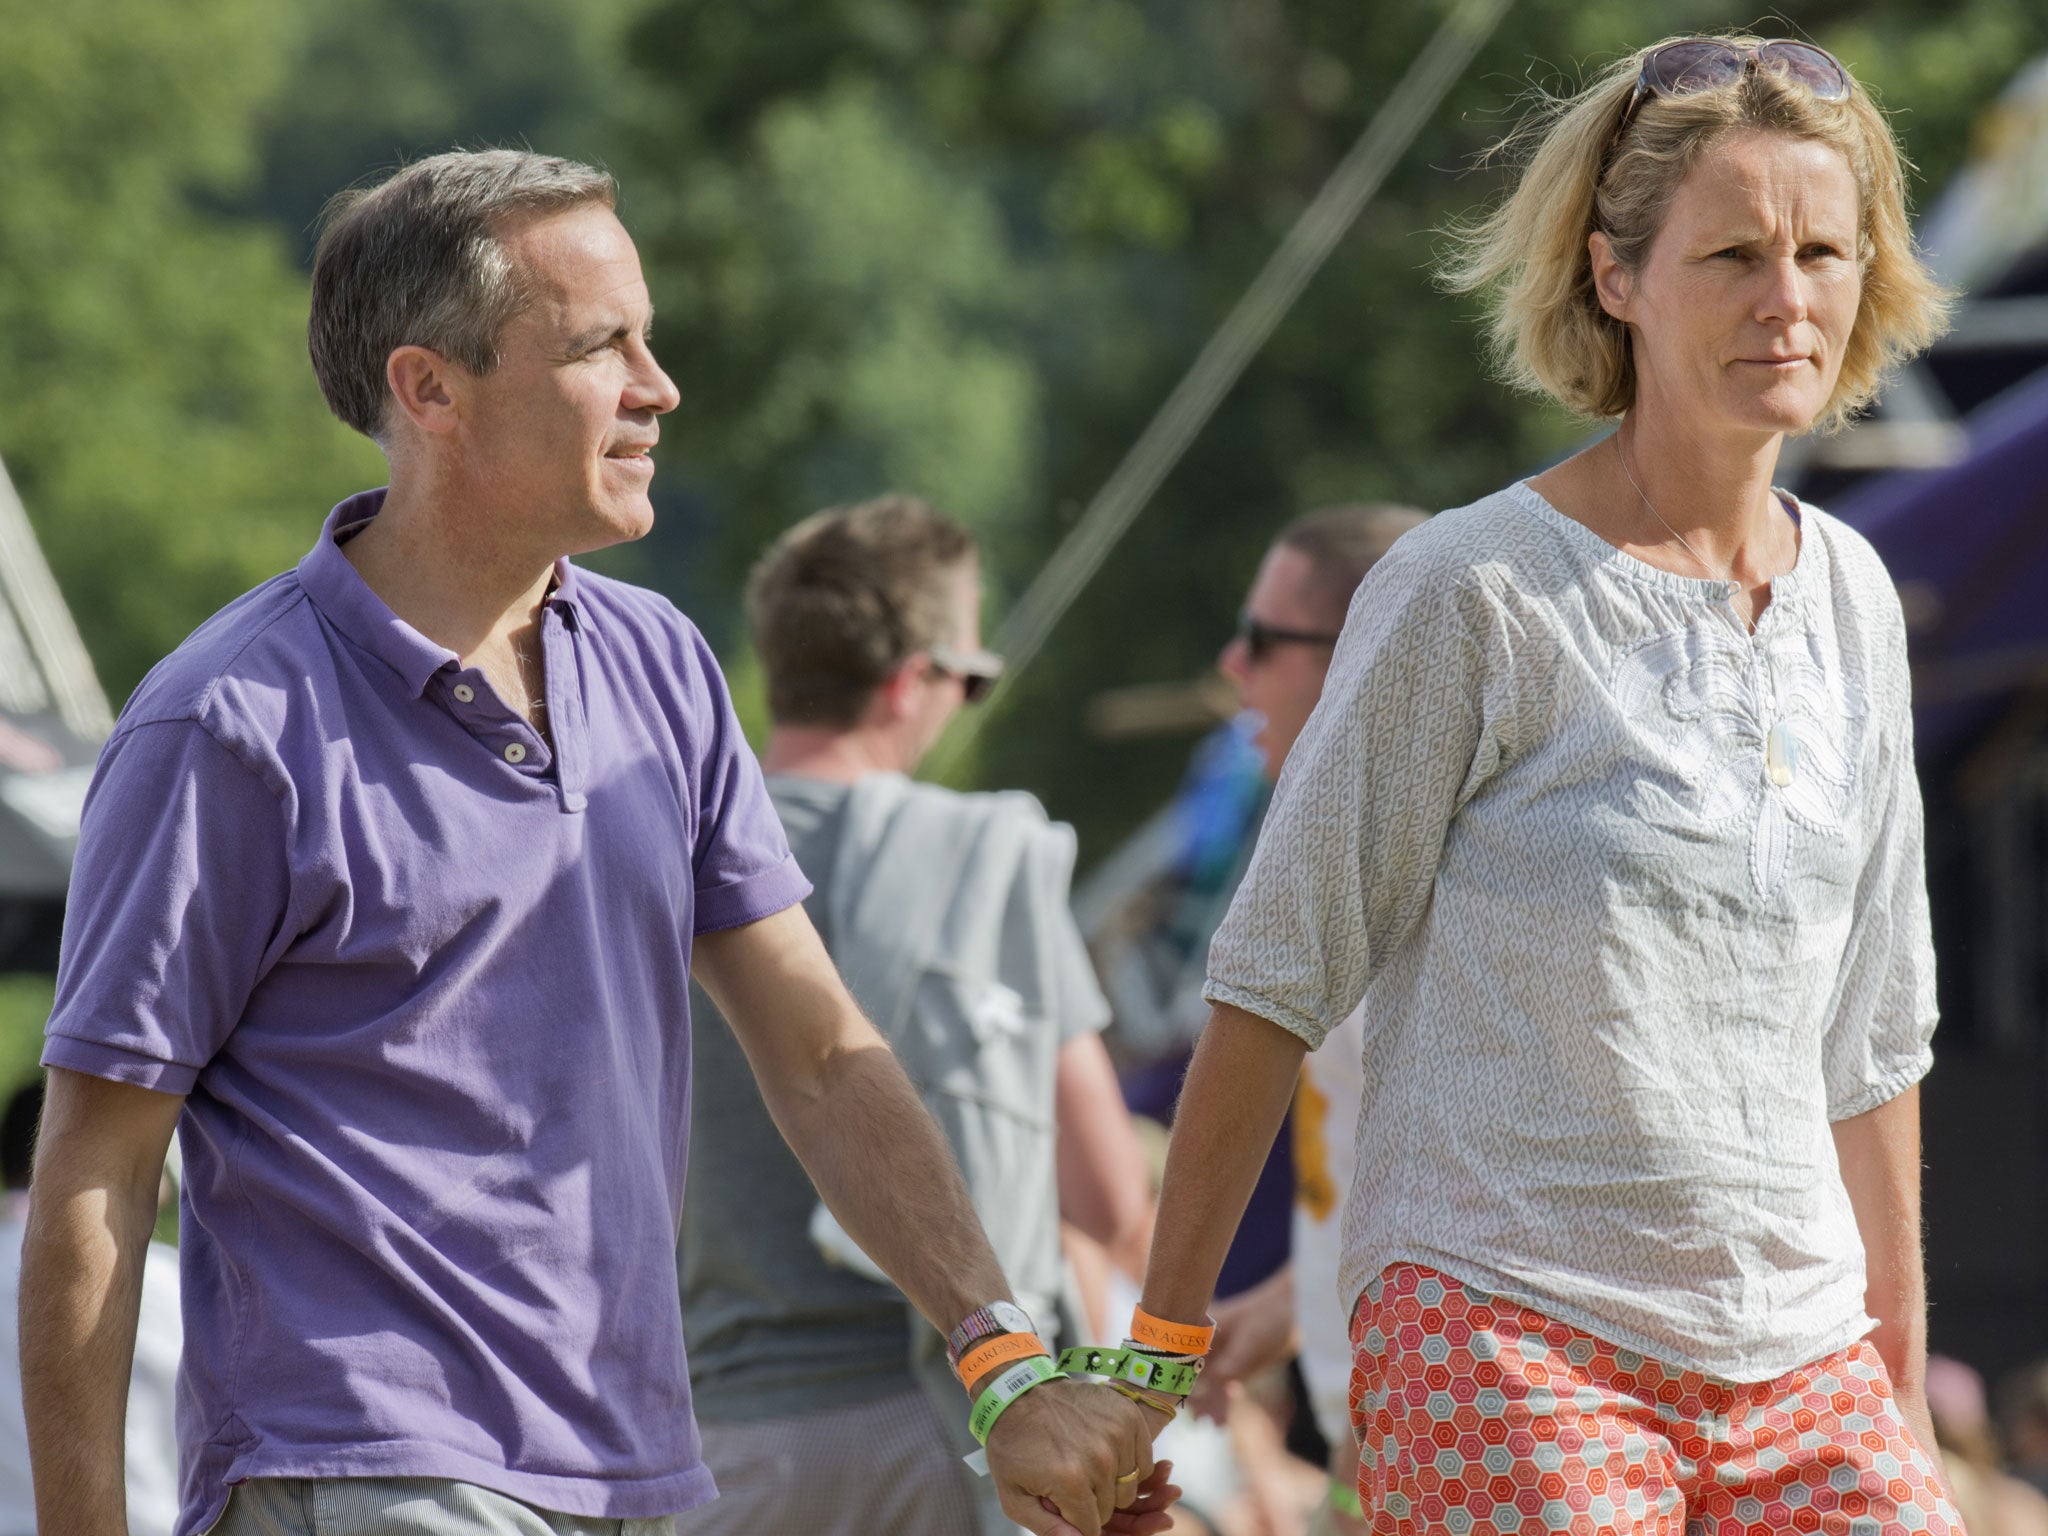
[6,0,2044,857]
[0,0,384,699]
[615,0,2048,851]
[236,0,651,264]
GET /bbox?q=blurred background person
[1928,1354,2048,1535]
[1081,506,1426,1536]
[0,1077,180,1536]
[1196,506,1427,1536]
[2002,1360,2048,1500]
[679,496,1158,1536]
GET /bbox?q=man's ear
[384,345,462,436]
[873,655,926,724]
[1589,230,1634,323]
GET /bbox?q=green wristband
[1057,1344,1200,1397]
[969,1354,1067,1446]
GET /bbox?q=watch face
[990,1300,1034,1336]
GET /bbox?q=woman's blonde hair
[1440,35,1951,434]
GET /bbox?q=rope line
[932,0,1515,773]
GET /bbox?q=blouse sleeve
[1203,543,1511,1049]
[1818,609,1938,1121]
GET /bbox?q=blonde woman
[1131,36,1960,1535]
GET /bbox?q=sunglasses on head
[926,645,1005,705]
[1236,612,1343,665]
[1613,38,1851,142]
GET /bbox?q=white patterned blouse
[1204,480,1937,1383]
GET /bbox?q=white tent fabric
[0,452,107,906]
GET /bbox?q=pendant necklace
[1615,422,1799,789]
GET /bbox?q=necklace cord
[1615,420,1741,589]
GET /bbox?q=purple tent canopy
[1831,365,2048,758]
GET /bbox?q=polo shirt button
[453,683,476,703]
[504,743,527,764]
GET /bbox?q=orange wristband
[956,1331,1051,1386]
[1130,1305,1215,1356]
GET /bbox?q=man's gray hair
[309,149,618,438]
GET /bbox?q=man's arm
[1054,1032,1153,1281]
[1831,1084,1947,1489]
[21,1068,184,1536]
[692,904,1165,1536]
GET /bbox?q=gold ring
[1116,1468,1142,1485]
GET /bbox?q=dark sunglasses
[927,645,1005,705]
[1614,39,1851,142]
[1236,612,1343,665]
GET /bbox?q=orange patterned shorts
[1348,1264,1961,1535]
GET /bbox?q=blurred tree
[0,0,384,700]
[614,0,2048,853]
[4,0,2041,855]
[235,0,652,264]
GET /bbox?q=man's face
[453,203,681,554]
[1218,543,1342,780]
[905,563,985,768]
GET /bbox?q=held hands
[982,1378,1180,1536]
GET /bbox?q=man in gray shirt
[680,496,1155,1536]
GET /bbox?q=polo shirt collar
[298,488,586,699]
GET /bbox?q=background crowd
[6,2,2048,1534]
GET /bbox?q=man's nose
[1219,635,1250,686]
[629,338,682,415]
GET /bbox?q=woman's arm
[1831,1084,1947,1490]
[1140,1004,1308,1329]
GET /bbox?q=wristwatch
[946,1300,1037,1369]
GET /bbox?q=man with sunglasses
[1208,505,1427,1534]
[1220,508,1423,776]
[679,495,1160,1536]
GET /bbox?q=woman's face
[1595,128,1863,440]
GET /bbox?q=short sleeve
[1204,552,1504,1049]
[42,721,294,1095]
[686,630,812,935]
[1819,620,1937,1121]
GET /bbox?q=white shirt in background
[0,1203,183,1536]
[1292,1004,1366,1449]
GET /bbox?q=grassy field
[0,974,52,1101]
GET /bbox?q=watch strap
[946,1300,1034,1367]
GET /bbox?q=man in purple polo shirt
[19,150,1167,1536]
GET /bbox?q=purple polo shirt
[43,490,809,1533]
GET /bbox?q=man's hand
[983,1378,1174,1536]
